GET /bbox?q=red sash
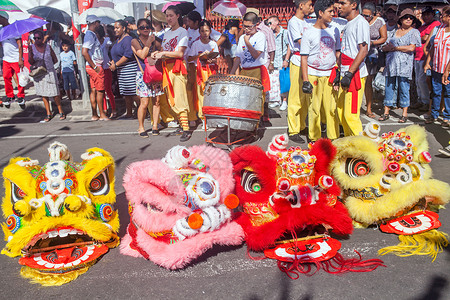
[127,220,150,260]
[196,58,217,87]
[162,58,187,102]
[242,65,271,93]
[341,53,361,114]
[328,66,339,85]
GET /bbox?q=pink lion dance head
[120,145,244,269]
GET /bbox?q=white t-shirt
[306,17,348,33]
[288,16,310,66]
[162,27,188,52]
[187,27,200,48]
[300,26,341,77]
[82,30,104,66]
[188,39,219,66]
[340,14,370,78]
[2,37,20,63]
[235,31,267,68]
[210,29,222,42]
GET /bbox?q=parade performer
[1,142,120,286]
[337,0,370,136]
[230,12,270,100]
[152,5,192,142]
[286,0,313,144]
[187,20,219,125]
[301,0,341,142]
[230,135,384,277]
[120,145,244,269]
[331,122,450,260]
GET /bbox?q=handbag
[29,45,48,78]
[134,38,163,84]
[279,32,290,94]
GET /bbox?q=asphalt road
[0,102,449,300]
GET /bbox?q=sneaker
[169,128,183,136]
[167,121,179,128]
[438,144,450,157]
[3,97,13,109]
[289,134,305,144]
[279,101,288,111]
[180,130,192,142]
[269,101,280,108]
[419,113,431,120]
[17,97,25,109]
[442,120,450,129]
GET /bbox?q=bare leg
[138,97,150,132]
[54,95,64,114]
[66,90,72,100]
[365,75,374,116]
[42,96,51,116]
[125,95,134,117]
[402,107,408,118]
[152,95,161,130]
[90,88,99,120]
[97,90,108,119]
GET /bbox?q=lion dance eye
[346,158,370,178]
[89,170,110,196]
[241,170,262,193]
[11,183,26,203]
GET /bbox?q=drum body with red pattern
[203,74,263,131]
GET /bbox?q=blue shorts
[62,71,78,90]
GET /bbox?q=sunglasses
[362,14,373,18]
[138,26,151,30]
[402,15,414,20]
[243,24,256,29]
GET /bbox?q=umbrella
[211,0,246,19]
[385,0,448,4]
[28,6,72,25]
[162,1,196,16]
[0,17,47,41]
[79,7,125,25]
[104,0,170,4]
[0,0,21,12]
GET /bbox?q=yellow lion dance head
[1,142,119,286]
[331,123,449,260]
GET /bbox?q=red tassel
[246,247,267,261]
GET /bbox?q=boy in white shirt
[231,12,270,96]
[301,0,341,142]
[337,0,370,136]
[286,0,313,144]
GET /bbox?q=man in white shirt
[337,0,370,136]
[301,0,341,142]
[286,0,313,144]
[231,12,270,97]
[0,13,25,109]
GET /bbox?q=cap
[385,5,398,13]
[246,8,260,17]
[86,15,100,24]
[152,10,166,23]
[124,16,136,25]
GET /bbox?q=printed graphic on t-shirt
[242,42,257,65]
[164,36,178,51]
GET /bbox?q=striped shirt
[433,25,450,74]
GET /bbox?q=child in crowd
[188,20,219,127]
[59,41,78,100]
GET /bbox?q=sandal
[398,116,407,123]
[378,114,389,121]
[366,112,376,119]
[60,113,66,120]
[44,114,52,122]
[110,112,117,119]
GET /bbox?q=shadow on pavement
[0,125,21,138]
[413,275,449,300]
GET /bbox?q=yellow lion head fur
[1,142,119,286]
[331,123,450,227]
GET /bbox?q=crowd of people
[0,1,449,153]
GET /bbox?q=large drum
[202,74,264,131]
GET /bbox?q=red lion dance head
[230,135,384,277]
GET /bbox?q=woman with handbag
[109,19,139,119]
[28,29,65,122]
[152,5,192,142]
[132,18,164,137]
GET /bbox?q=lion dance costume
[1,142,120,286]
[331,122,450,260]
[120,145,244,269]
[230,134,384,278]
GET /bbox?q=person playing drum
[187,20,219,128]
[152,5,192,142]
[230,12,270,102]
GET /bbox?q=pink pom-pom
[318,175,333,189]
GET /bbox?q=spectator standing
[96,25,117,119]
[59,41,78,100]
[379,8,421,123]
[362,2,387,119]
[286,0,313,144]
[425,6,450,127]
[301,0,341,142]
[132,18,164,137]
[267,16,289,110]
[82,15,109,121]
[385,5,399,34]
[28,30,65,122]
[0,13,25,109]
[337,0,370,136]
[150,10,168,40]
[124,16,138,39]
[152,5,192,142]
[217,19,240,73]
[412,6,440,111]
[110,19,140,119]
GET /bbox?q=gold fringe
[378,230,449,261]
[20,260,97,286]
